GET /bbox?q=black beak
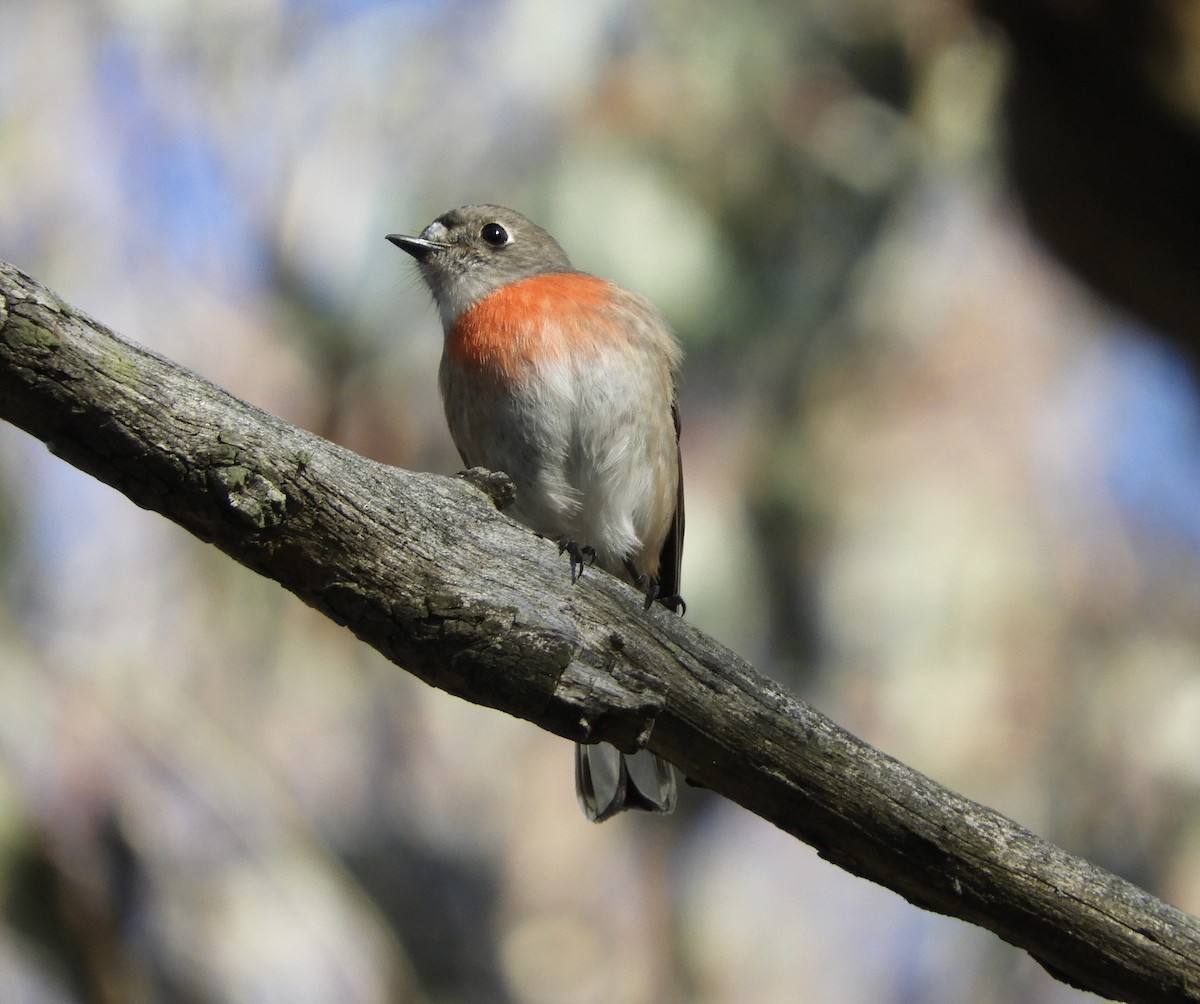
[386,234,447,261]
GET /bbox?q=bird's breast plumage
[443,272,627,382]
[438,271,681,581]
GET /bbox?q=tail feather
[575,742,677,822]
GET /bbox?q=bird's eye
[480,222,510,247]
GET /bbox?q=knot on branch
[208,463,287,529]
[456,467,517,510]
[557,656,668,753]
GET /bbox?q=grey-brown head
[388,205,575,328]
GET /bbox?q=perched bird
[388,204,684,821]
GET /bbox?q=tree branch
[1,260,1198,1003]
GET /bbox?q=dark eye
[480,222,510,246]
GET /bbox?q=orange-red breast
[389,204,683,821]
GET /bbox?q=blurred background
[2,0,1200,1001]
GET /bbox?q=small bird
[388,204,684,821]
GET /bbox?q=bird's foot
[656,591,687,615]
[556,536,596,583]
[644,583,687,615]
[622,558,686,615]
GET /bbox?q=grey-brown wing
[655,398,684,602]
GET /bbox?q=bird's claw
[622,559,685,614]
[643,582,686,615]
[556,536,596,583]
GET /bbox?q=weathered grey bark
[1,259,1198,1002]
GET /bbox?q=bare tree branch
[1,260,1198,1003]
